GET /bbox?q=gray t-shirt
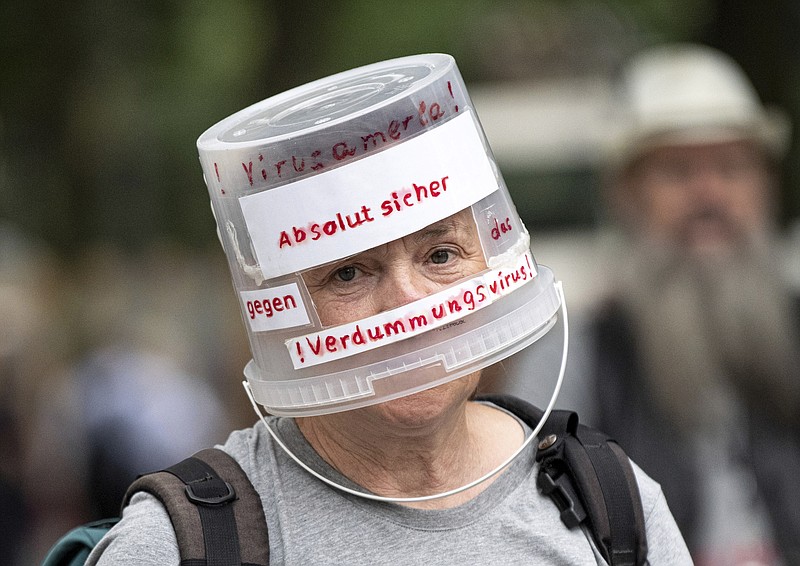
[87,408,691,565]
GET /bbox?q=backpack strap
[122,447,269,566]
[478,394,648,566]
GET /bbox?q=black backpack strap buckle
[536,464,587,528]
[184,477,237,506]
[536,431,588,529]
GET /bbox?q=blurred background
[2,1,799,564]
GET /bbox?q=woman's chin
[360,373,481,429]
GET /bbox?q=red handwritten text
[379,176,448,217]
[278,206,375,248]
[490,217,513,240]
[291,253,534,365]
[216,94,460,195]
[246,293,299,320]
[277,175,449,248]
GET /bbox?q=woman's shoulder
[85,421,272,566]
[85,492,179,565]
[628,460,693,563]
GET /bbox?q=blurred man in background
[586,43,800,565]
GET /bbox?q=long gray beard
[615,238,800,434]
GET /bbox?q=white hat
[607,43,791,167]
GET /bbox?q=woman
[88,54,690,565]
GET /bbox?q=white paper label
[239,111,498,279]
[240,283,311,332]
[286,252,537,368]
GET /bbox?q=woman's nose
[375,267,437,313]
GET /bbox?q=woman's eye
[430,249,451,264]
[335,266,357,282]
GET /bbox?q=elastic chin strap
[243,280,569,504]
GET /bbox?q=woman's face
[301,208,488,426]
[302,208,487,328]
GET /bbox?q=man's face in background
[624,139,773,260]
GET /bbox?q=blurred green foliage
[1,0,797,254]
